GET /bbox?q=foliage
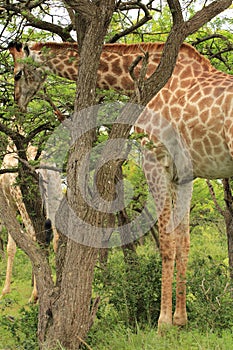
[187,224,232,332]
[187,256,233,332]
[0,304,39,349]
[94,247,162,328]
[190,179,225,235]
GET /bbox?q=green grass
[0,234,233,350]
[89,326,233,350]
[0,247,35,349]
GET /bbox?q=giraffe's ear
[23,44,30,57]
[8,41,23,53]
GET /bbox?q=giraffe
[0,141,62,301]
[0,142,38,301]
[8,41,233,328]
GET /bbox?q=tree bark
[222,179,233,282]
[207,178,233,284]
[39,1,116,348]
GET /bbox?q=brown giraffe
[8,41,233,328]
[0,141,62,301]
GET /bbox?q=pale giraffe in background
[0,141,62,301]
[0,143,38,301]
[8,41,233,328]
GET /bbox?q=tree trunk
[222,179,233,282]
[38,1,115,348]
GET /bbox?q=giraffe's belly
[192,157,233,179]
[175,113,233,180]
[186,141,233,179]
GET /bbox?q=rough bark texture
[0,186,55,345]
[17,150,47,246]
[222,179,233,282]
[39,1,116,348]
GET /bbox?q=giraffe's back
[137,68,233,180]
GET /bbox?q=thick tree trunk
[14,135,48,246]
[41,242,99,349]
[38,1,115,348]
[222,179,233,282]
[226,215,233,282]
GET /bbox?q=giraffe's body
[0,143,37,300]
[0,142,62,300]
[9,41,233,328]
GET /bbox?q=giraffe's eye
[14,70,22,81]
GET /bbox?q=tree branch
[0,186,54,292]
[0,167,18,175]
[206,179,225,217]
[26,122,54,143]
[0,122,25,145]
[108,12,152,43]
[186,0,232,35]
[2,2,74,42]
[63,0,97,20]
[167,0,184,24]
[192,33,231,46]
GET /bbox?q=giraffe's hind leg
[173,210,190,326]
[142,145,177,327]
[1,234,16,297]
[29,276,38,303]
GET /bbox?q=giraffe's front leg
[157,198,176,328]
[173,211,190,326]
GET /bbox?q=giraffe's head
[8,41,47,112]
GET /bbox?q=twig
[89,295,101,329]
[200,278,210,302]
[41,92,67,123]
[206,179,225,217]
[129,46,149,103]
[76,335,94,350]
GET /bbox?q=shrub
[187,256,233,332]
[94,250,162,329]
[1,304,39,349]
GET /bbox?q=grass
[0,246,35,349]
[89,326,233,350]
[0,234,233,350]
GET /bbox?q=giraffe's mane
[30,41,212,69]
[30,42,78,51]
[103,42,212,68]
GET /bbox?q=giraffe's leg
[173,211,190,326]
[141,146,176,327]
[52,228,59,253]
[1,234,17,296]
[158,197,176,328]
[29,275,38,303]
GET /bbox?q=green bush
[1,304,39,349]
[187,256,233,332]
[94,250,162,329]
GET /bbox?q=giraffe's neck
[11,40,224,113]
[27,41,208,93]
